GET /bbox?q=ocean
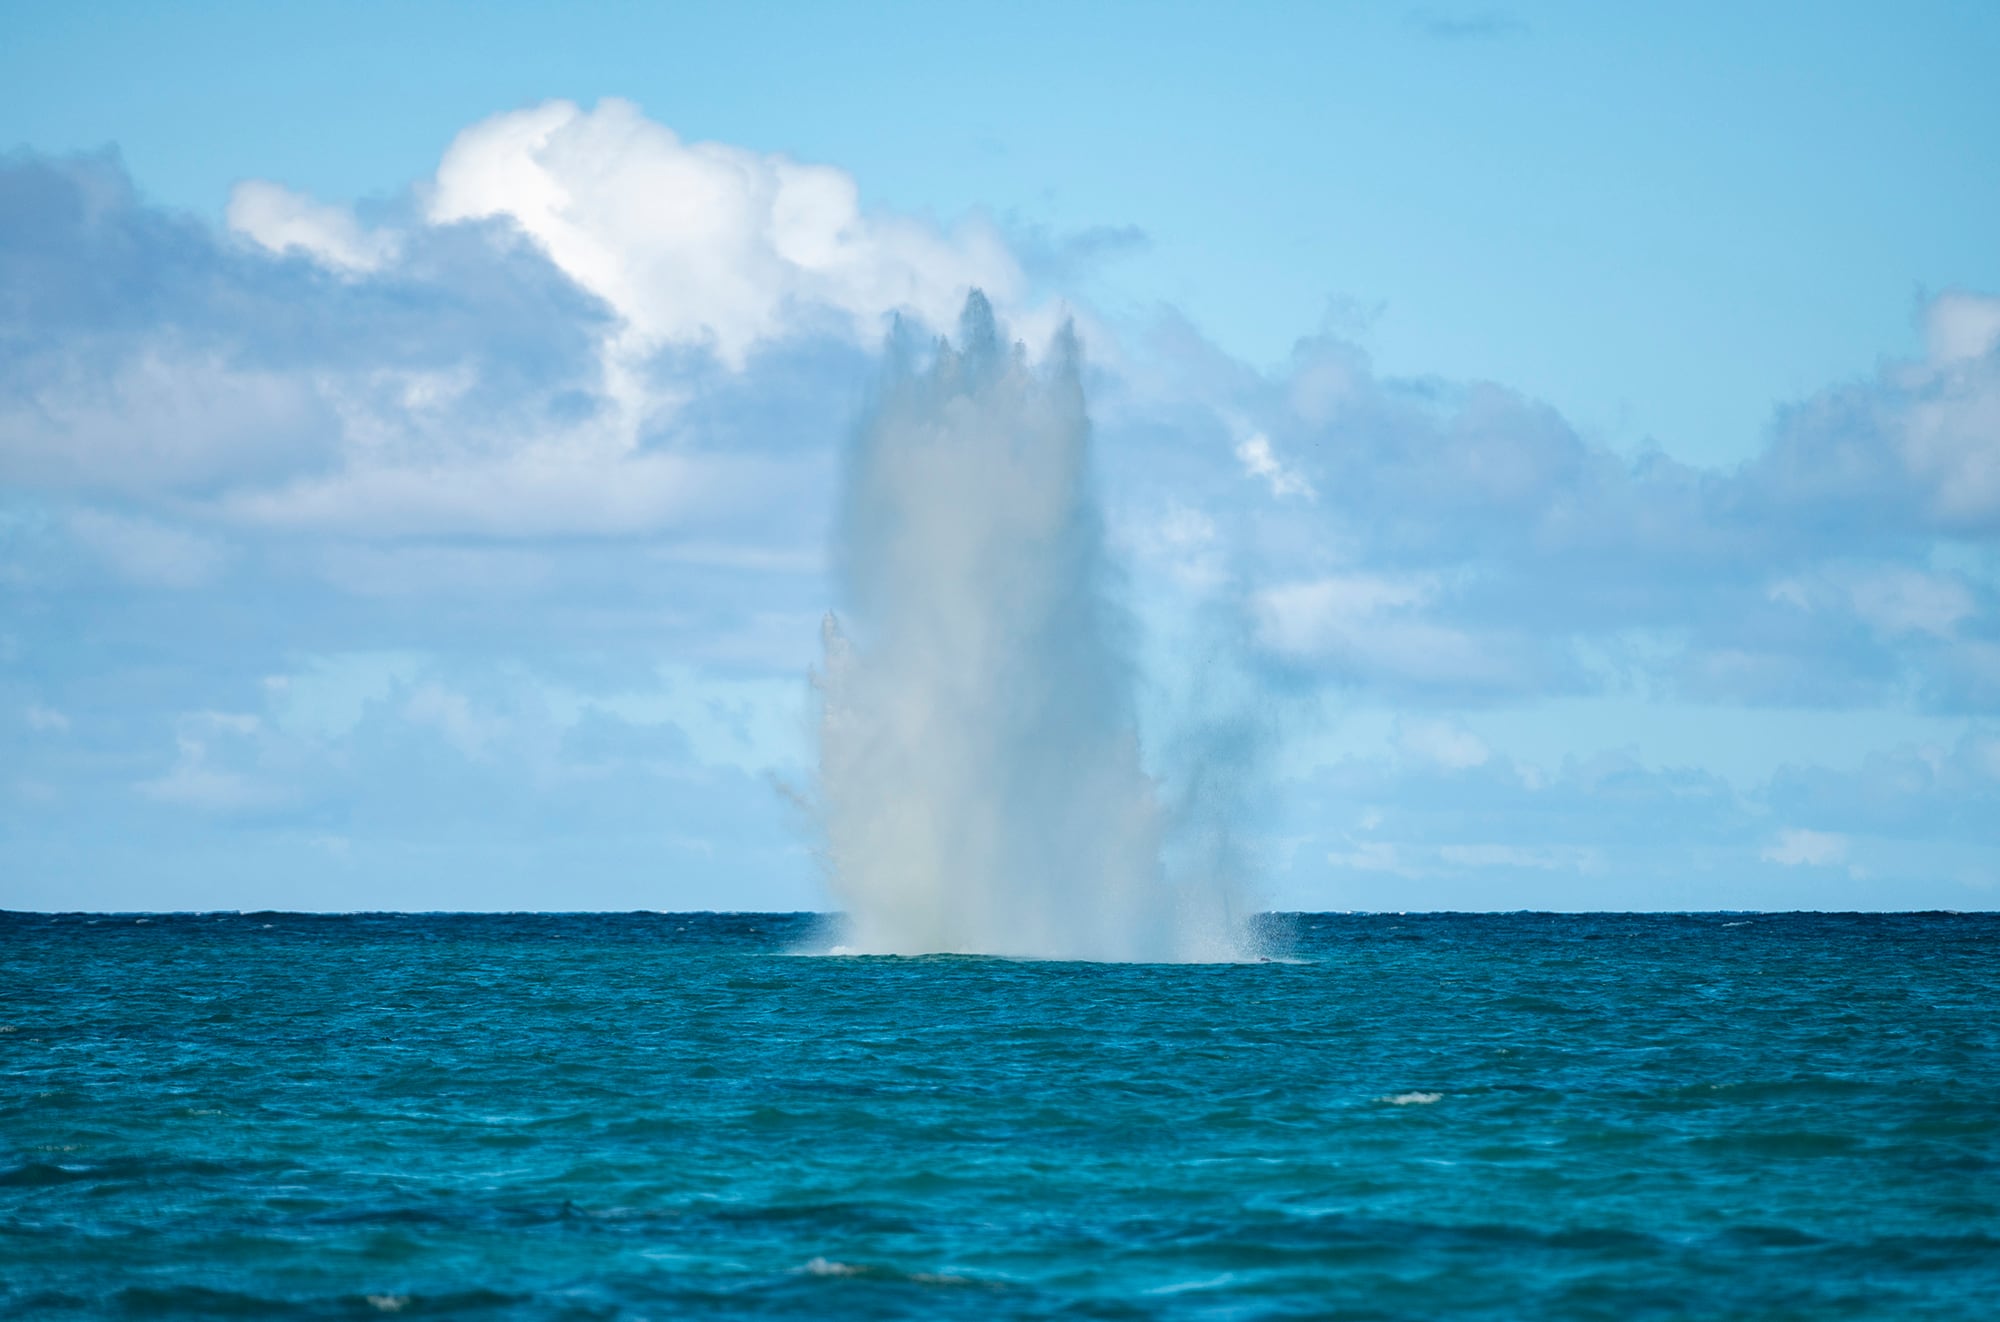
[3,910,1996,1318]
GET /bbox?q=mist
[814,292,1245,960]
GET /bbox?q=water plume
[815,292,1244,960]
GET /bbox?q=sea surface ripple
[3,911,1997,1318]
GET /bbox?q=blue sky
[4,2,1998,911]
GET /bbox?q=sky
[3,0,1998,912]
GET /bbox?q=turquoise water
[3,911,1996,1319]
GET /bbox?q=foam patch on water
[1148,1273,1238,1296]
[798,1257,979,1287]
[1382,1091,1444,1106]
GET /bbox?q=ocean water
[3,912,1996,1319]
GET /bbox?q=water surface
[4,911,1996,1318]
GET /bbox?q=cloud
[1396,717,1490,770]
[1234,433,1315,500]
[6,109,2000,912]
[1931,641,2000,712]
[2,346,341,497]
[1251,571,1561,699]
[1927,290,2000,364]
[1287,734,1995,910]
[220,449,719,538]
[1752,290,2000,536]
[1299,747,1750,908]
[0,152,614,522]
[312,543,556,599]
[1110,286,2000,712]
[4,112,1023,548]
[32,653,820,909]
[1008,221,1150,286]
[227,180,398,272]
[1117,500,1224,591]
[1325,836,1605,887]
[1407,9,1529,41]
[422,98,1023,367]
[1760,828,1850,868]
[1844,567,1976,639]
[23,704,68,733]
[67,508,227,588]
[402,681,503,760]
[1767,566,1979,641]
[137,711,282,813]
[1766,729,2000,839]
[1435,842,1599,871]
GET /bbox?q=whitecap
[1147,1274,1237,1295]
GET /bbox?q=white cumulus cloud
[426,98,1024,367]
[176,100,1048,544]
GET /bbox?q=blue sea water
[3,911,1996,1319]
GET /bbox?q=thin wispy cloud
[1406,8,1530,41]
